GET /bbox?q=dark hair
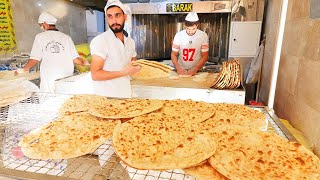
[107,5,124,14]
[185,21,199,27]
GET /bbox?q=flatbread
[183,161,228,180]
[112,113,216,170]
[58,94,108,115]
[137,59,174,70]
[19,113,120,159]
[88,98,164,119]
[207,125,320,179]
[134,60,172,73]
[0,91,32,107]
[202,103,266,130]
[212,60,241,89]
[131,63,169,80]
[155,99,215,123]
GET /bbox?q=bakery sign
[0,0,17,54]
[166,3,193,12]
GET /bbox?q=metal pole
[267,0,288,109]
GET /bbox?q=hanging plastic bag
[246,42,265,84]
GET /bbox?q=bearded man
[90,0,140,98]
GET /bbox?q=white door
[229,21,262,57]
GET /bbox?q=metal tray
[0,93,295,180]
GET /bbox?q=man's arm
[187,51,209,76]
[23,59,39,71]
[15,59,39,75]
[90,55,140,81]
[171,51,187,75]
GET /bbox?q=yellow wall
[261,0,320,156]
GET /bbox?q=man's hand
[122,62,141,76]
[186,68,198,76]
[74,57,89,66]
[176,66,188,75]
[14,68,26,76]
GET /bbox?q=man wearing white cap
[16,12,87,92]
[171,12,209,76]
[90,0,140,98]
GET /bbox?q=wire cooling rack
[0,93,291,180]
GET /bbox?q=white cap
[38,12,57,25]
[185,12,199,22]
[104,0,126,14]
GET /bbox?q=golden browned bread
[154,99,215,123]
[88,98,164,119]
[19,113,120,159]
[112,113,216,170]
[58,94,108,116]
[207,125,320,179]
[202,103,266,130]
[183,161,228,180]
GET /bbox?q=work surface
[131,73,219,89]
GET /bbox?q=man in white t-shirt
[16,12,87,93]
[90,0,140,98]
[171,12,209,76]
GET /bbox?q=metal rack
[0,93,295,180]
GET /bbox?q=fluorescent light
[268,0,288,109]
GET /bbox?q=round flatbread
[155,99,215,123]
[203,103,266,130]
[183,161,228,180]
[88,98,164,119]
[207,125,320,179]
[19,113,120,160]
[132,63,169,80]
[113,113,216,170]
[59,94,108,115]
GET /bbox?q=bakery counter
[54,73,246,104]
[0,71,40,81]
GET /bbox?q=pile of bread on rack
[19,95,320,179]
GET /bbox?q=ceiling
[66,0,142,11]
[66,0,107,11]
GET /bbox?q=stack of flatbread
[212,59,241,89]
[132,59,173,79]
[20,96,165,160]
[18,95,320,179]
[0,78,38,107]
[204,125,320,179]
